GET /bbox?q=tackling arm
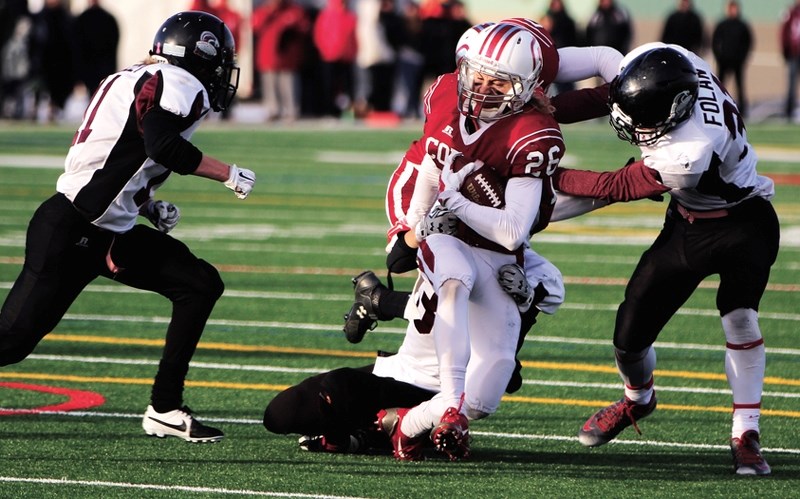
[552,159,669,203]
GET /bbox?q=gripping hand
[415,203,458,241]
[498,263,534,313]
[438,151,482,206]
[225,164,256,200]
[146,200,180,233]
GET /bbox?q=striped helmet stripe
[478,24,523,60]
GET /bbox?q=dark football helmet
[150,11,239,112]
[608,47,698,146]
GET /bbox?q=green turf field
[0,121,798,498]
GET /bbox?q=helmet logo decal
[194,31,220,61]
[162,42,186,58]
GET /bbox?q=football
[460,165,506,208]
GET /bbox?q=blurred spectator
[74,0,119,96]
[393,1,425,118]
[661,0,705,54]
[353,0,397,117]
[372,0,405,113]
[252,0,311,121]
[189,0,214,12]
[313,0,358,117]
[781,0,800,121]
[191,0,242,119]
[712,1,752,116]
[190,0,242,47]
[30,0,76,122]
[420,0,472,80]
[585,0,632,55]
[542,0,579,95]
[1,16,33,119]
[0,0,29,63]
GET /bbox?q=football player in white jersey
[560,43,778,476]
[0,11,256,443]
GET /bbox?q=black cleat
[342,271,388,343]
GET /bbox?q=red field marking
[767,173,800,185]
[0,381,105,416]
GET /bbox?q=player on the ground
[0,11,256,443]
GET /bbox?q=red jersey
[387,72,564,250]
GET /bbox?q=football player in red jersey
[346,18,620,349]
[0,11,255,443]
[374,22,571,461]
[262,20,634,459]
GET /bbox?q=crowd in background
[0,0,799,123]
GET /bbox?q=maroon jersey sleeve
[552,159,670,202]
[551,84,610,124]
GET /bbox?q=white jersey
[626,43,775,211]
[57,63,210,233]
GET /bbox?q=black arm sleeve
[141,108,203,175]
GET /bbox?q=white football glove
[415,203,459,241]
[498,263,534,313]
[145,200,180,234]
[438,151,483,206]
[224,164,256,200]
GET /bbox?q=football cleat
[731,430,771,476]
[342,270,389,343]
[430,406,471,461]
[142,405,224,443]
[298,432,371,454]
[578,394,657,447]
[376,407,426,461]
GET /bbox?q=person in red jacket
[313,0,358,117]
[781,0,800,120]
[252,0,310,121]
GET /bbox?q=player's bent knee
[196,259,225,302]
[465,405,491,421]
[722,308,762,344]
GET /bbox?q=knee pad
[614,345,656,387]
[614,346,652,364]
[722,308,762,345]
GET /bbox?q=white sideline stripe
[472,432,800,455]
[24,354,800,400]
[520,379,800,400]
[28,354,322,374]
[0,476,370,499]
[0,409,798,456]
[52,313,800,357]
[4,282,797,323]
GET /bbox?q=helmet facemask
[458,59,531,121]
[609,88,695,146]
[456,23,542,122]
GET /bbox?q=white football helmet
[455,22,494,66]
[457,23,544,121]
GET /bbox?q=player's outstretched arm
[193,155,256,200]
[552,159,669,203]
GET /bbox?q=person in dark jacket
[74,0,119,96]
[585,0,632,54]
[661,0,705,54]
[712,1,752,116]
